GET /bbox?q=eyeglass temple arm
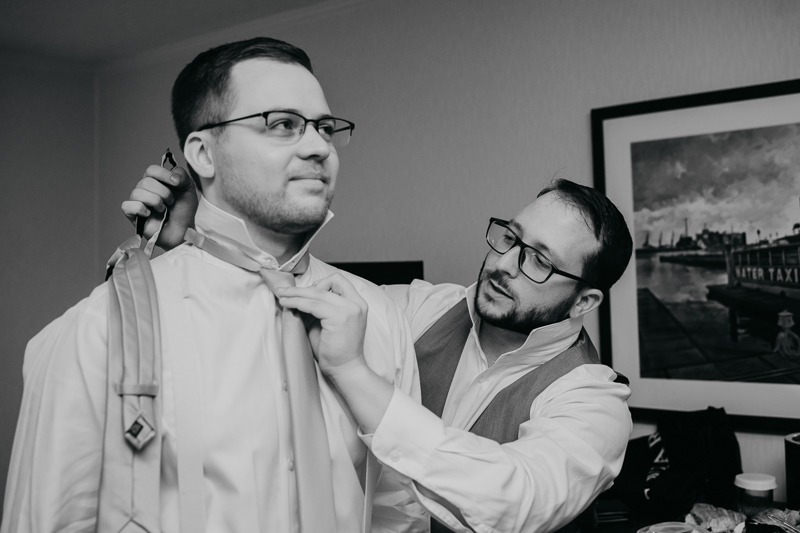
[196,112,264,131]
[553,267,594,286]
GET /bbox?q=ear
[568,288,604,319]
[183,131,217,183]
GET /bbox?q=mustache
[484,268,515,298]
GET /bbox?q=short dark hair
[538,179,632,292]
[171,37,314,189]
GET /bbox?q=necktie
[184,229,337,533]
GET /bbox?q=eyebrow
[268,107,335,120]
[508,219,564,266]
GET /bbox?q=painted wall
[0,51,96,506]
[95,0,800,499]
[3,0,800,507]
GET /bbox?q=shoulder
[28,282,109,348]
[23,280,109,383]
[544,363,631,400]
[151,242,214,271]
[384,279,466,310]
[384,279,469,339]
[534,363,632,431]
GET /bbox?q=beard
[218,160,333,235]
[474,260,577,335]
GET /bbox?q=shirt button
[282,379,288,391]
[478,376,486,384]
[389,450,400,462]
[288,459,295,471]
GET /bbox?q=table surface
[595,500,795,533]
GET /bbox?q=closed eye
[529,249,551,268]
[317,122,336,136]
[269,119,295,131]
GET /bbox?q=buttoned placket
[253,255,302,530]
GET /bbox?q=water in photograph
[636,253,800,383]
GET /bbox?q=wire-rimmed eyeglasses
[197,109,355,147]
[485,218,593,286]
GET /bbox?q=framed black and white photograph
[592,79,800,431]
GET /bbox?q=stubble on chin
[474,264,574,335]
[221,175,333,235]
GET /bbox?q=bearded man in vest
[124,168,634,532]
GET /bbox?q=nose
[493,245,522,277]
[296,122,333,159]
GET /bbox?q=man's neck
[477,320,529,366]
[201,191,308,265]
[242,218,306,266]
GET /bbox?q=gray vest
[414,298,603,533]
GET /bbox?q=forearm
[327,359,473,530]
[366,376,631,533]
[325,358,395,434]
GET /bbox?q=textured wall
[0,52,96,507]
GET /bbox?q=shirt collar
[464,283,584,363]
[194,194,333,272]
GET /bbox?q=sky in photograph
[632,122,800,248]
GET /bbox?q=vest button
[282,379,288,391]
[288,459,295,471]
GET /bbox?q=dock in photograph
[637,286,800,384]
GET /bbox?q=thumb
[170,166,196,194]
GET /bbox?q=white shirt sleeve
[366,365,632,533]
[1,285,109,533]
[383,280,468,340]
[357,278,429,532]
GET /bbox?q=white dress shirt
[1,197,423,533]
[367,280,632,533]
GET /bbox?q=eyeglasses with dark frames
[197,110,355,147]
[485,217,594,286]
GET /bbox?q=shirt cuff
[363,389,495,533]
[368,388,448,487]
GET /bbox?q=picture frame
[591,79,800,433]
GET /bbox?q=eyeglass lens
[486,221,553,282]
[265,111,352,147]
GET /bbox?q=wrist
[324,355,370,384]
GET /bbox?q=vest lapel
[469,330,599,443]
[414,299,472,417]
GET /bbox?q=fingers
[278,276,368,320]
[278,285,354,314]
[278,292,337,320]
[121,200,151,224]
[311,273,368,307]
[142,164,182,188]
[130,185,171,213]
[281,275,367,311]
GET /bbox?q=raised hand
[121,165,199,250]
[277,273,369,377]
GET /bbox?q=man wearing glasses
[272,179,634,533]
[122,162,634,532]
[2,38,423,533]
